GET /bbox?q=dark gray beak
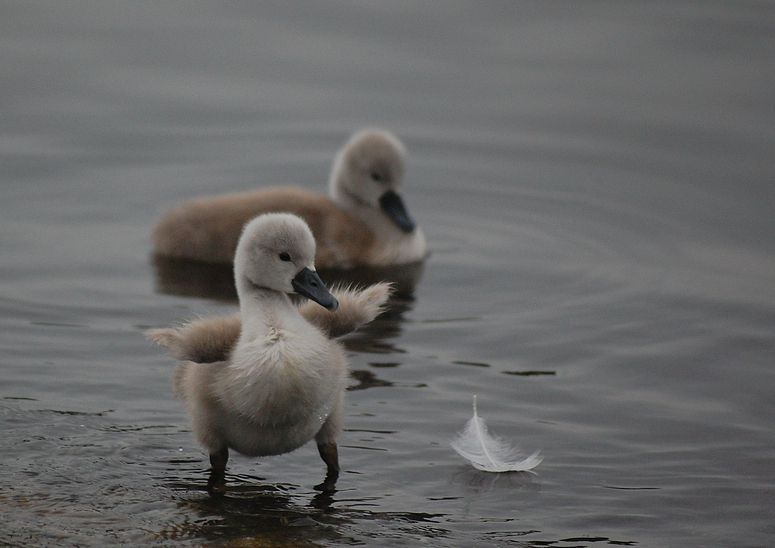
[379,190,416,233]
[292,267,339,311]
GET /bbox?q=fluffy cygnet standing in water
[147,213,391,491]
[152,129,427,269]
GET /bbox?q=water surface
[1,2,774,547]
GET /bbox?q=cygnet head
[234,213,338,310]
[329,129,417,233]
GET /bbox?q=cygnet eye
[279,252,291,262]
[370,171,384,183]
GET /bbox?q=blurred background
[1,2,774,547]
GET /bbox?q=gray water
[2,2,774,547]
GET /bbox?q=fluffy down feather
[450,396,542,473]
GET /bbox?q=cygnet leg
[207,446,229,494]
[316,441,340,492]
[317,441,340,475]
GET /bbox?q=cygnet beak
[378,190,416,233]
[292,268,339,311]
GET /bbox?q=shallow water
[2,1,774,547]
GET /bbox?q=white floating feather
[450,396,542,473]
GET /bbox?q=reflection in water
[450,467,541,494]
[348,369,428,391]
[161,489,340,546]
[340,293,415,355]
[153,255,425,303]
[152,254,237,302]
[163,481,449,548]
[349,369,393,390]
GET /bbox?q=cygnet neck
[236,276,296,340]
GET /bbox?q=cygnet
[147,213,391,491]
[152,129,427,269]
